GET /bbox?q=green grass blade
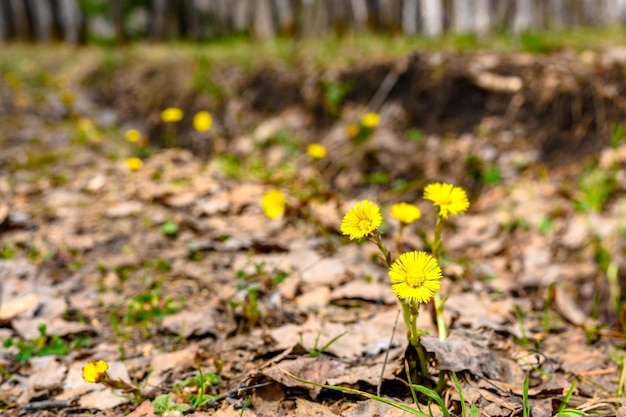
[276,365,429,417]
[404,360,422,412]
[558,379,577,413]
[522,375,530,417]
[470,403,479,417]
[411,384,451,417]
[451,372,466,417]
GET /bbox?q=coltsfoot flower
[160,107,184,123]
[391,202,422,225]
[340,200,383,240]
[193,111,213,132]
[125,129,142,143]
[346,123,359,139]
[307,143,327,159]
[389,251,442,304]
[262,189,286,219]
[82,360,109,383]
[361,112,380,129]
[423,182,470,219]
[126,157,143,171]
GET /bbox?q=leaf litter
[1,47,626,416]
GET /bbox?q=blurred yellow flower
[193,111,213,132]
[389,251,442,304]
[262,189,286,219]
[423,182,470,219]
[391,202,422,225]
[346,123,359,139]
[126,157,143,171]
[361,112,380,129]
[125,129,142,143]
[340,200,382,240]
[307,143,327,159]
[160,107,184,123]
[82,360,109,383]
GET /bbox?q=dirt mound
[82,49,626,166]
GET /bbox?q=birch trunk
[253,0,275,40]
[420,0,444,37]
[452,0,474,33]
[402,0,419,34]
[513,0,535,32]
[58,0,81,43]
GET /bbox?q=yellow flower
[389,251,442,304]
[126,157,143,171]
[262,189,286,219]
[361,112,380,129]
[125,129,142,143]
[346,123,359,139]
[391,202,422,225]
[160,107,184,123]
[340,200,383,240]
[307,143,327,159]
[423,182,470,219]
[82,360,109,383]
[193,111,213,132]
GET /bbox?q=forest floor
[1,39,626,417]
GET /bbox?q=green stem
[432,216,447,341]
[371,232,391,268]
[401,300,431,380]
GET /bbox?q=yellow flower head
[262,189,286,219]
[361,112,380,129]
[307,143,327,159]
[391,202,422,225]
[126,157,143,171]
[340,200,383,240]
[193,110,213,132]
[389,251,442,304]
[423,182,470,219]
[346,123,359,139]
[125,129,142,143]
[160,107,184,123]
[82,360,109,383]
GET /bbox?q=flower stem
[432,216,447,341]
[371,233,391,268]
[401,300,431,380]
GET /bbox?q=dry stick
[367,58,410,112]
[377,308,401,397]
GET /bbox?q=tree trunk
[9,0,29,40]
[420,0,444,37]
[349,0,368,30]
[253,0,275,40]
[513,0,535,32]
[111,0,126,43]
[402,0,419,35]
[452,0,473,33]
[151,0,167,40]
[474,0,491,36]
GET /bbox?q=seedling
[172,366,220,409]
[161,220,179,237]
[300,331,348,358]
[152,394,190,416]
[3,324,91,364]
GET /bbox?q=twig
[19,399,74,410]
[378,308,401,397]
[367,58,410,112]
